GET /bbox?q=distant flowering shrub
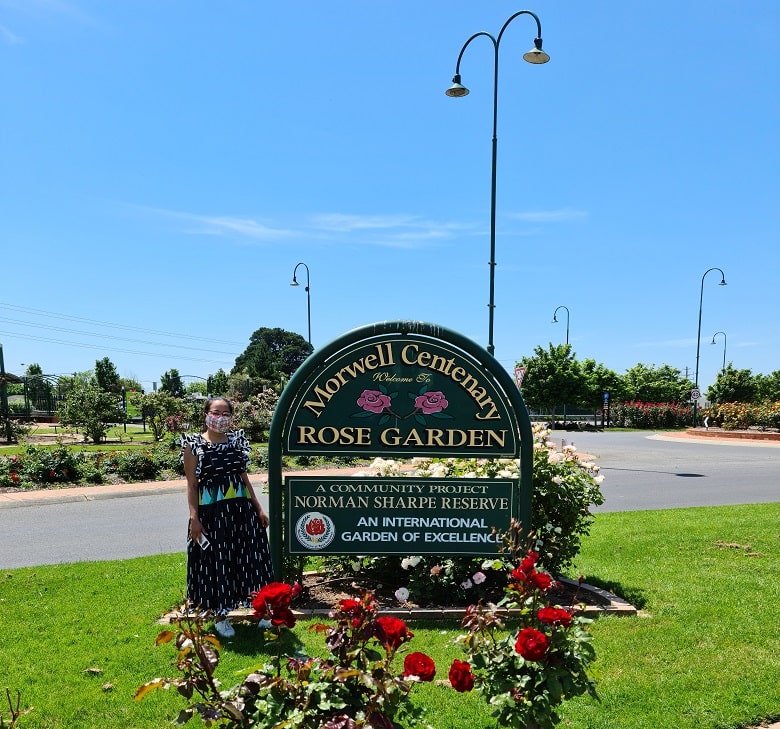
[610,401,692,428]
[704,401,780,430]
[233,390,280,442]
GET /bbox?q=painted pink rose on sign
[357,389,391,414]
[414,391,449,415]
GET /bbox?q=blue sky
[1,1,778,395]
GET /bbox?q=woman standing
[182,397,273,637]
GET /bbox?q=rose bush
[320,425,604,604]
[138,588,436,729]
[449,549,597,729]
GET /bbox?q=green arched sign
[267,321,533,578]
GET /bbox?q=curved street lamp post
[290,262,312,347]
[694,267,727,426]
[711,331,727,373]
[551,305,570,423]
[446,11,549,356]
[552,305,570,345]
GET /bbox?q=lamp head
[445,74,469,97]
[552,314,558,324]
[523,37,550,64]
[719,277,727,286]
[290,276,299,287]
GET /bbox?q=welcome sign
[267,322,534,576]
[282,332,519,457]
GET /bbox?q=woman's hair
[203,396,233,415]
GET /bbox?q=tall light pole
[290,262,312,346]
[552,305,570,345]
[711,331,727,372]
[446,11,549,357]
[694,267,727,426]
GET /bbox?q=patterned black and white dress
[181,429,273,614]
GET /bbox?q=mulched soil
[295,571,610,613]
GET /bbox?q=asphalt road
[1,431,778,569]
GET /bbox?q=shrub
[0,454,25,488]
[453,547,598,729]
[318,426,604,604]
[705,401,780,430]
[233,390,279,442]
[58,383,125,444]
[139,588,434,728]
[19,443,83,484]
[0,416,32,444]
[610,401,691,428]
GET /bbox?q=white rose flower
[394,587,410,603]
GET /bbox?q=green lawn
[1,503,778,728]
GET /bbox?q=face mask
[205,413,232,433]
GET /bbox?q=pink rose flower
[357,390,391,414]
[414,391,449,415]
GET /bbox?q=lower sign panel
[286,476,517,556]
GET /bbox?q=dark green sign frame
[267,321,533,578]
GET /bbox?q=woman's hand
[189,517,207,543]
[256,506,269,529]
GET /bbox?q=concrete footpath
[1,427,777,510]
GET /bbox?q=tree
[755,370,780,402]
[95,357,121,394]
[234,327,312,381]
[23,363,54,411]
[130,391,190,441]
[580,359,625,410]
[58,382,125,444]
[160,369,185,398]
[517,344,584,416]
[209,369,229,396]
[706,364,759,404]
[622,363,693,403]
[120,376,143,393]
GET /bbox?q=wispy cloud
[0,23,23,44]
[507,209,587,223]
[179,213,295,242]
[142,206,475,250]
[0,0,100,28]
[310,213,422,232]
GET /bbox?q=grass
[1,503,779,728]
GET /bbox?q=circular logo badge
[295,511,336,551]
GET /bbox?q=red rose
[515,627,550,661]
[527,570,555,591]
[373,616,412,651]
[338,598,362,614]
[448,659,475,692]
[537,606,573,627]
[271,606,296,628]
[252,581,297,619]
[402,652,436,681]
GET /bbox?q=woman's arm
[242,472,269,528]
[183,446,206,540]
